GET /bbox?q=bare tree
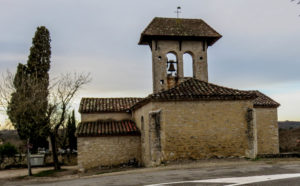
[0,120,14,130]
[0,71,91,171]
[0,72,14,131]
[0,70,35,175]
[0,71,15,113]
[46,73,91,170]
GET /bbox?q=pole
[27,139,32,176]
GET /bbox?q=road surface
[3,159,300,186]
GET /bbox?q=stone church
[76,17,280,171]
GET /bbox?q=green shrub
[0,143,18,160]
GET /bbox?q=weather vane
[175,6,181,18]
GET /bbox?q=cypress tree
[26,26,51,150]
[67,110,77,151]
[8,64,31,140]
[7,26,51,151]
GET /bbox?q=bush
[0,143,18,162]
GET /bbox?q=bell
[168,61,176,72]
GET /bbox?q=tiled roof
[251,91,280,108]
[132,78,257,109]
[150,78,256,100]
[79,83,279,114]
[139,17,222,46]
[79,98,143,113]
[76,120,140,137]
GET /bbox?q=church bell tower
[139,17,222,93]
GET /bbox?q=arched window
[166,52,177,77]
[183,53,193,77]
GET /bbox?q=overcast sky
[0,0,300,124]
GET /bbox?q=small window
[141,116,144,130]
[160,80,164,85]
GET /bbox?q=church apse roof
[138,17,222,46]
[79,97,143,113]
[76,120,140,137]
[251,91,280,108]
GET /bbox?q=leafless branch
[0,71,15,112]
[47,72,91,131]
[0,70,91,133]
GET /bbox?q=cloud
[0,0,299,121]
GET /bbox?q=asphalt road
[3,160,300,186]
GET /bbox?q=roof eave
[77,133,141,138]
[254,104,280,108]
[131,95,257,111]
[79,110,131,114]
[138,35,222,46]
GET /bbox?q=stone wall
[77,136,141,171]
[81,112,131,122]
[132,103,153,166]
[133,100,257,167]
[255,107,279,154]
[157,100,256,161]
[151,40,208,93]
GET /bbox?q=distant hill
[278,121,300,130]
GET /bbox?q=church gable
[131,79,280,110]
[149,78,257,101]
[132,78,258,109]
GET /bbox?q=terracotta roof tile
[139,17,222,46]
[79,97,143,113]
[131,78,258,109]
[76,120,140,137]
[250,91,280,108]
[79,82,279,113]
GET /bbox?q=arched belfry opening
[138,17,222,93]
[183,52,193,77]
[166,52,177,77]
